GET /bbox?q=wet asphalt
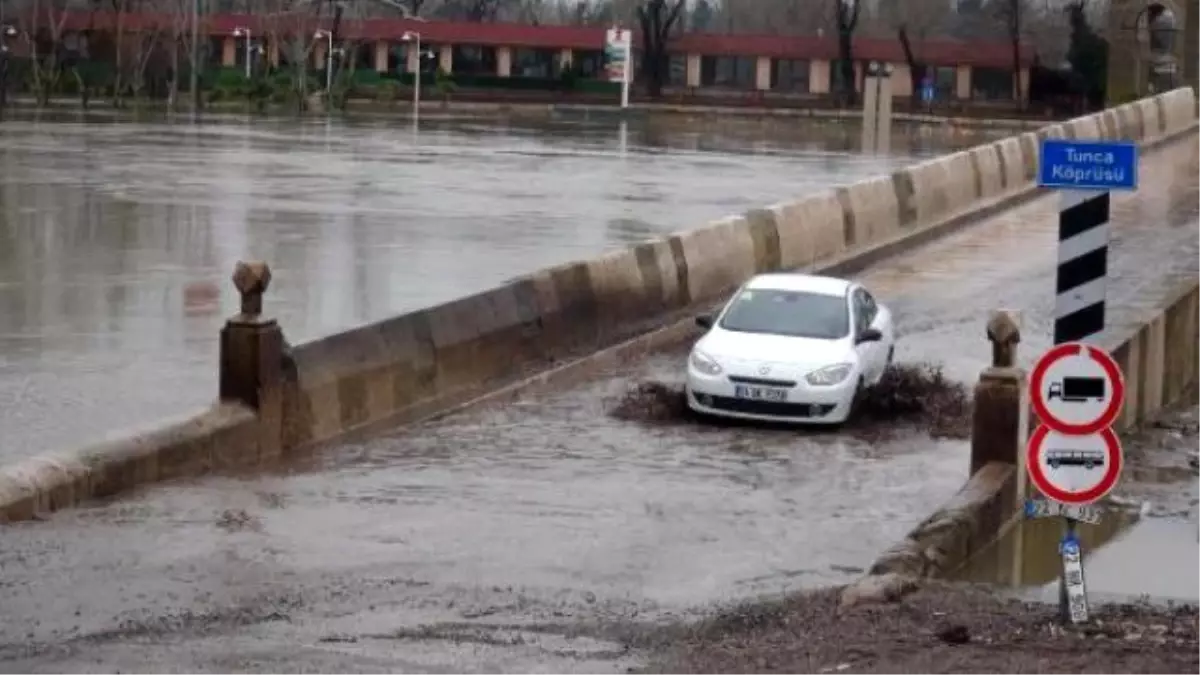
[0,136,1195,673]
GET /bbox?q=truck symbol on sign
[1047,449,1106,469]
[1047,376,1106,403]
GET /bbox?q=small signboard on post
[1037,140,1139,191]
[603,27,633,110]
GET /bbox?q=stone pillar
[313,42,327,70]
[861,61,893,153]
[220,261,284,462]
[222,36,236,67]
[686,53,701,87]
[755,55,772,90]
[970,310,1027,476]
[407,44,419,74]
[375,40,388,73]
[496,46,512,77]
[955,65,972,100]
[809,59,831,94]
[438,44,453,73]
[862,71,880,149]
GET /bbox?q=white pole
[619,32,630,110]
[325,32,333,94]
[244,29,251,79]
[413,35,421,122]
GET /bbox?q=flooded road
[955,403,1199,605]
[0,135,1193,673]
[0,111,999,463]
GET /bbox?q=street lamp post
[314,29,333,94]
[401,31,422,121]
[0,25,17,114]
[233,27,252,79]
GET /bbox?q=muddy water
[0,136,1194,673]
[956,404,1200,605]
[0,110,999,463]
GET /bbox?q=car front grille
[727,375,798,388]
[703,395,836,418]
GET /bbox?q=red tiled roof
[54,11,1033,68]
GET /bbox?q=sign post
[604,27,633,110]
[1026,343,1126,625]
[1034,137,1138,624]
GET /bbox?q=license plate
[733,385,788,402]
[1024,499,1103,525]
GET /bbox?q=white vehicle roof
[743,273,853,297]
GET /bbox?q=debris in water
[608,381,691,424]
[857,363,971,439]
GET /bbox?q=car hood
[696,328,854,369]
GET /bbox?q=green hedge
[0,58,622,98]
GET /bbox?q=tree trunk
[169,40,180,110]
[838,30,856,106]
[638,10,664,97]
[113,11,126,109]
[1011,37,1021,106]
[897,25,921,107]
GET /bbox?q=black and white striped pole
[1035,138,1139,626]
[1054,190,1111,344]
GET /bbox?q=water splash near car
[607,362,971,439]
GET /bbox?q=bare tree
[991,0,1024,104]
[162,0,202,109]
[635,0,684,97]
[395,0,441,16]
[1021,0,1072,66]
[527,0,617,25]
[435,0,511,21]
[832,0,861,105]
[879,0,947,98]
[259,0,328,109]
[10,0,72,106]
[106,0,164,106]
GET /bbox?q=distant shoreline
[1,94,1052,132]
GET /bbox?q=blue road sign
[1038,139,1139,191]
[1060,534,1081,556]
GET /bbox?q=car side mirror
[695,314,714,330]
[856,327,883,344]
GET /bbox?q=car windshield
[717,288,850,339]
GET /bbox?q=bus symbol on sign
[1047,449,1106,470]
[1047,376,1105,403]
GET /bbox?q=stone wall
[1,87,1197,524]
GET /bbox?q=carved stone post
[970,310,1028,475]
[219,261,284,463]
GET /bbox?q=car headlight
[689,350,723,376]
[805,363,853,386]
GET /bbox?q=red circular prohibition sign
[1026,424,1123,505]
[1030,342,1125,435]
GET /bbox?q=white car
[685,273,896,425]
